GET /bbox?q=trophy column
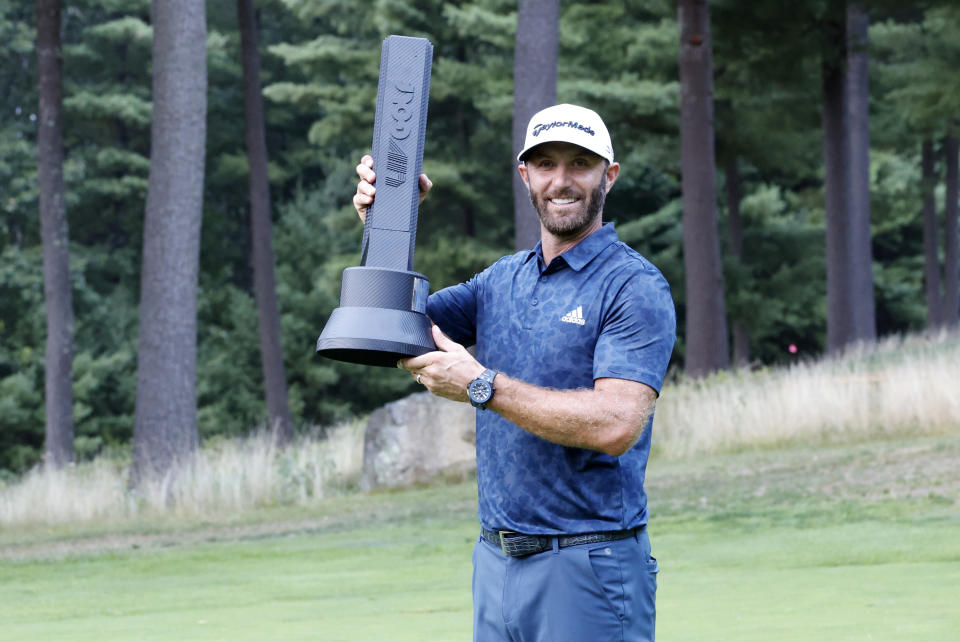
[316,36,436,367]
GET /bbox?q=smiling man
[353,104,676,641]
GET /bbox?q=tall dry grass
[0,421,365,529]
[2,330,959,529]
[654,329,960,457]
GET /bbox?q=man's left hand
[399,326,485,403]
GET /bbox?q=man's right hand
[352,154,433,224]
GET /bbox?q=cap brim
[517,140,611,163]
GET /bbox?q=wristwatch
[468,368,498,410]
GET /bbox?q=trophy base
[316,267,436,368]
[316,306,435,367]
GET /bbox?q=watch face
[469,380,492,404]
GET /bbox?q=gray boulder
[361,391,476,490]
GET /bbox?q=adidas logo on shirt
[560,305,586,326]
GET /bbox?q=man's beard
[530,174,607,238]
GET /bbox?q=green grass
[2,435,958,641]
[2,518,477,641]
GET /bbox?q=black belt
[480,526,640,557]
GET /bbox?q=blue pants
[472,528,658,641]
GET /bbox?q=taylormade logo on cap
[532,120,595,138]
[518,104,614,164]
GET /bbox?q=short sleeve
[593,271,676,393]
[427,277,479,347]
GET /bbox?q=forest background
[1,0,959,477]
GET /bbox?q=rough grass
[1,435,958,641]
[654,329,960,457]
[2,329,959,530]
[0,421,366,528]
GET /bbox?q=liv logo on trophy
[315,36,436,367]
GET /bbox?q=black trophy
[316,36,436,367]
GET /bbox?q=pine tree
[711,0,826,362]
[262,0,516,426]
[921,139,942,326]
[821,1,877,353]
[1,1,40,250]
[61,0,153,251]
[237,0,293,445]
[844,2,877,346]
[944,134,959,326]
[677,0,729,376]
[724,157,749,366]
[131,0,207,484]
[36,0,75,467]
[512,0,558,251]
[872,4,960,330]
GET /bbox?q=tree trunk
[726,158,749,367]
[512,0,558,251]
[921,139,941,328]
[238,0,293,446]
[678,0,729,377]
[131,0,207,485]
[36,0,74,468]
[844,2,876,344]
[943,135,959,327]
[821,3,876,353]
[821,14,852,353]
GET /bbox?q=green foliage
[68,246,139,454]
[729,186,827,361]
[197,282,267,438]
[64,92,152,128]
[1,0,957,471]
[0,242,142,471]
[0,3,39,249]
[872,7,960,138]
[0,246,45,472]
[266,0,517,248]
[869,149,929,332]
[60,3,152,255]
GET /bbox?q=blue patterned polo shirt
[427,222,676,535]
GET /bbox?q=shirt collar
[523,222,618,272]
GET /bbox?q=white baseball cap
[517,104,614,164]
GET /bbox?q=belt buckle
[498,530,516,556]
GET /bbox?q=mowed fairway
[1,518,477,640]
[2,435,958,641]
